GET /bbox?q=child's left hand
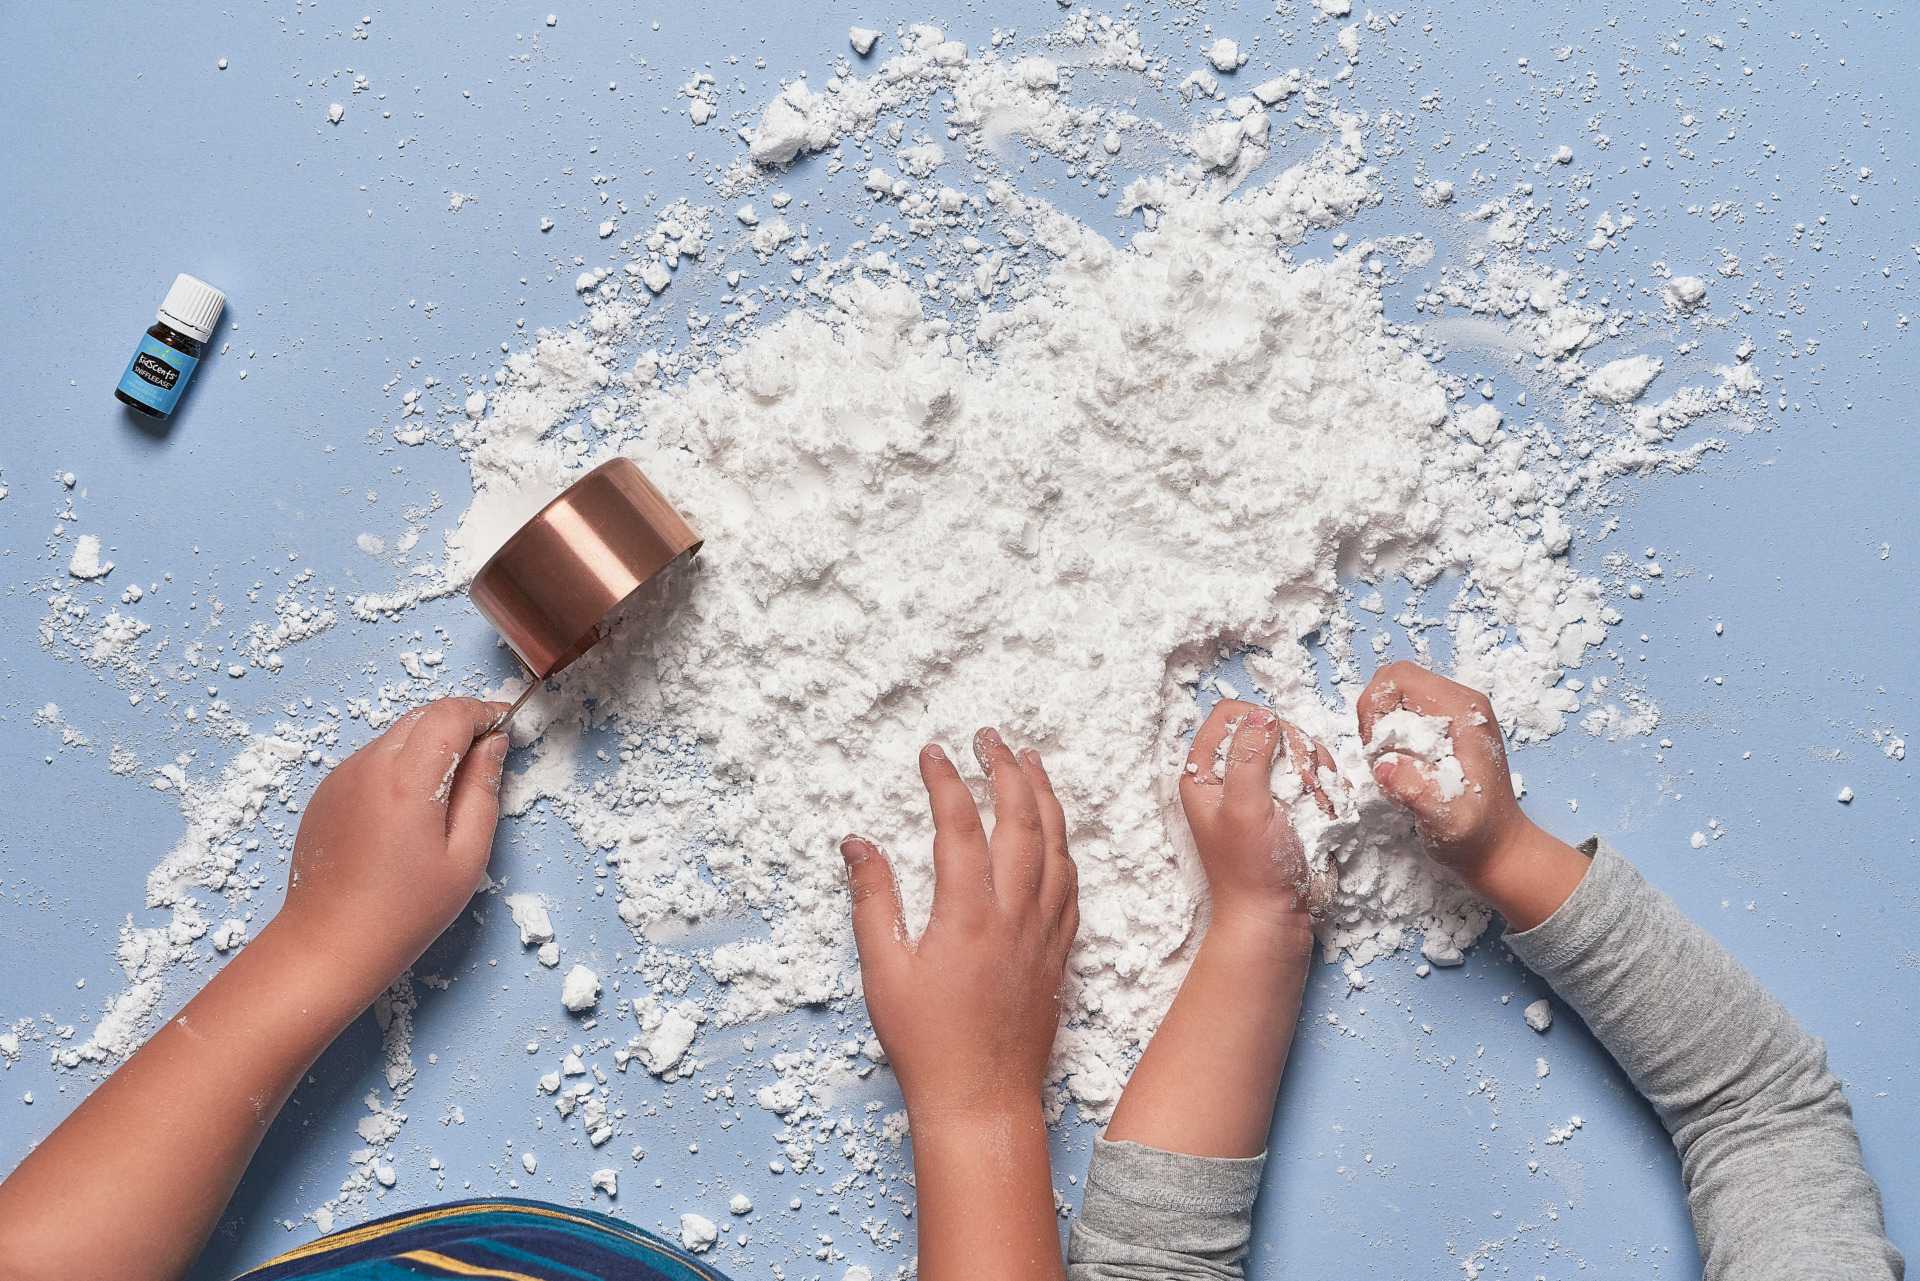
[1179,699,1334,936]
[840,730,1078,1124]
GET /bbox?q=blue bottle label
[117,334,198,414]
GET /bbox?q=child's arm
[841,729,1078,1281]
[1361,661,1903,1281]
[0,699,509,1281]
[1067,701,1329,1281]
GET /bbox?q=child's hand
[275,698,510,997]
[1358,661,1590,932]
[1178,700,1333,935]
[840,730,1078,1124]
[1356,662,1527,875]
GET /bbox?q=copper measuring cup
[470,457,701,734]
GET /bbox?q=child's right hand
[1356,661,1527,874]
[276,697,510,1001]
[1358,661,1588,932]
[839,730,1078,1124]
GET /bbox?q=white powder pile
[1585,354,1664,407]
[559,964,600,1012]
[391,8,1782,1120]
[441,151,1648,1114]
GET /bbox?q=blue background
[1,1,1913,1277]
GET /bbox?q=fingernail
[1248,708,1277,728]
[1373,759,1396,787]
[1022,749,1042,767]
[487,733,510,762]
[841,836,872,865]
[925,744,947,761]
[978,727,1003,748]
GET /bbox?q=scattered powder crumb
[679,1212,718,1253]
[560,964,600,1012]
[67,535,113,580]
[1524,999,1553,1033]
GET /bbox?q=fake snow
[1524,998,1552,1033]
[67,535,113,580]
[1586,355,1664,407]
[680,1212,718,1252]
[420,11,1770,1124]
[559,964,600,1012]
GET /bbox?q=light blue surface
[1,1,1914,1278]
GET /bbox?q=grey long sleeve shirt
[1066,838,1903,1281]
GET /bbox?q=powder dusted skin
[1364,708,1467,801]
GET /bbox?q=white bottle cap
[156,274,227,344]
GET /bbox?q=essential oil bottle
[115,274,227,419]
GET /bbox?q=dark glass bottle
[115,320,204,418]
[115,274,226,419]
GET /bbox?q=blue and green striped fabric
[235,1198,734,1281]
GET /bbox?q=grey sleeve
[1505,838,1903,1281]
[1065,1137,1265,1281]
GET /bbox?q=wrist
[1206,902,1317,959]
[252,912,401,1016]
[1453,819,1589,933]
[906,1086,1047,1139]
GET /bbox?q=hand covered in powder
[1358,662,1591,933]
[274,698,510,999]
[840,730,1078,1122]
[1179,700,1333,934]
[1358,662,1527,873]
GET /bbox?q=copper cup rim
[470,457,701,684]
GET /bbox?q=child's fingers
[1444,687,1510,777]
[1373,751,1445,816]
[445,732,509,876]
[1306,867,1338,920]
[396,699,505,804]
[1279,723,1339,819]
[841,836,911,967]
[975,728,1046,898]
[1358,661,1462,743]
[1357,662,1416,744]
[1051,850,1081,931]
[919,744,993,906]
[1178,701,1245,827]
[1222,706,1281,821]
[1019,749,1076,911]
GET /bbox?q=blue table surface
[2,1,1914,1277]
